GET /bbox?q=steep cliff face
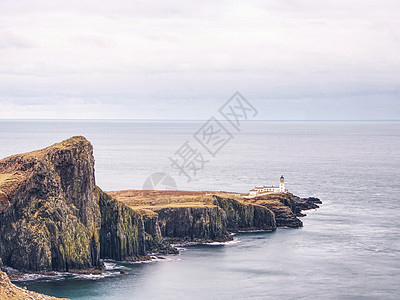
[110,194,279,243]
[0,137,167,272]
[140,196,277,243]
[0,137,321,273]
[0,137,101,272]
[213,196,276,231]
[142,213,163,252]
[155,206,231,242]
[98,188,149,261]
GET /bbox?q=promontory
[0,136,321,279]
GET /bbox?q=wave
[122,256,181,264]
[236,229,275,233]
[11,255,182,283]
[172,239,241,247]
[12,272,65,282]
[204,240,241,246]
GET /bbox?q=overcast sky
[0,0,399,120]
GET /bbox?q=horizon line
[0,119,399,122]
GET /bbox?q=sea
[0,120,399,300]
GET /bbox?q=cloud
[0,31,34,49]
[0,0,399,119]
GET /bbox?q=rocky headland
[0,137,166,275]
[0,136,321,295]
[108,188,321,243]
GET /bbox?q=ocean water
[1,120,399,299]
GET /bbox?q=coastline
[6,190,321,282]
[0,136,321,299]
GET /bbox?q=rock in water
[0,136,102,272]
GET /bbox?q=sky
[0,0,399,120]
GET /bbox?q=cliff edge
[0,137,164,273]
[0,269,67,300]
[0,137,320,275]
[0,136,101,272]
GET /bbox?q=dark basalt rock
[0,136,101,272]
[98,188,164,261]
[250,194,303,228]
[155,206,230,242]
[249,193,322,228]
[142,214,163,251]
[0,137,164,272]
[295,197,322,211]
[98,188,146,261]
[153,196,278,243]
[212,196,276,231]
[0,136,321,272]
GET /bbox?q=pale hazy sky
[0,0,399,120]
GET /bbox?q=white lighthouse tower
[279,175,285,193]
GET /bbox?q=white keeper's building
[249,175,288,197]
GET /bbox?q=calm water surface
[0,120,399,299]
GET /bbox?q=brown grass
[0,173,14,186]
[107,189,240,211]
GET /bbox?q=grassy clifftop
[109,189,319,232]
[110,190,278,241]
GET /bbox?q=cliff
[98,188,164,260]
[110,191,278,242]
[111,190,319,233]
[0,137,101,272]
[155,206,230,242]
[245,193,321,227]
[0,137,164,273]
[213,196,276,231]
[141,212,165,252]
[151,196,277,242]
[0,137,321,274]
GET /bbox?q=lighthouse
[248,176,288,197]
[279,175,285,193]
